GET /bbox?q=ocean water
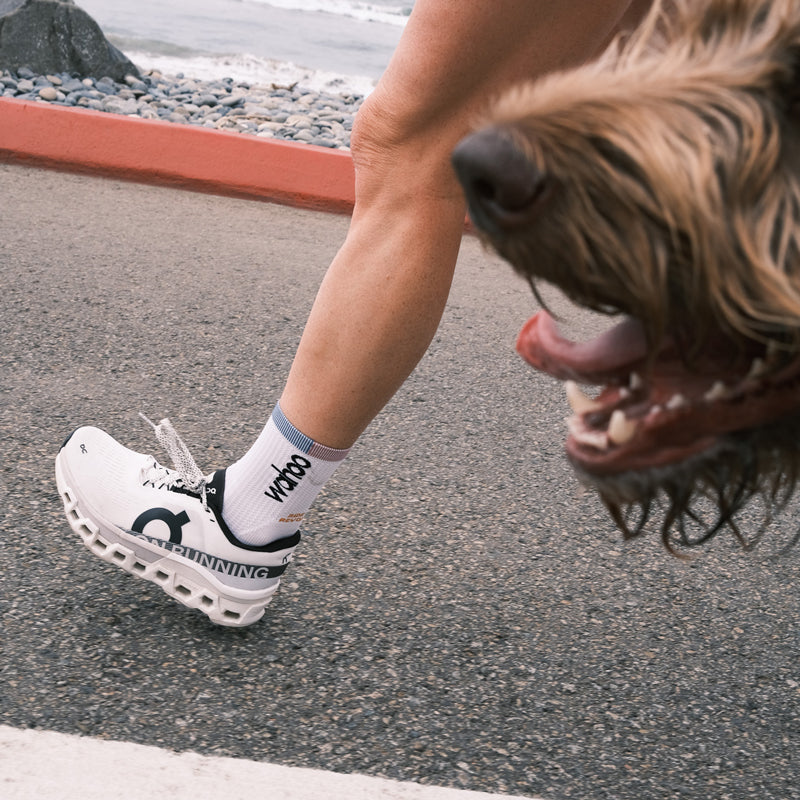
[76,0,411,94]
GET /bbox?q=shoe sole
[55,453,276,627]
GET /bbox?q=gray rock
[101,95,137,114]
[93,79,117,94]
[59,76,84,92]
[0,0,139,80]
[285,114,313,130]
[124,74,146,91]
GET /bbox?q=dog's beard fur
[589,417,800,555]
[453,0,800,553]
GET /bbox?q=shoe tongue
[202,469,241,544]
[203,469,226,512]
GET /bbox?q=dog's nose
[452,128,548,232]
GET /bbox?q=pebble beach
[1,66,362,150]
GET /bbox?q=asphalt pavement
[1,163,798,800]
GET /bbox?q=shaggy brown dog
[452,0,800,552]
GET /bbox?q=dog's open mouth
[518,311,800,476]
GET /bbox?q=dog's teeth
[648,404,664,417]
[607,410,638,446]
[565,380,603,414]
[746,357,767,381]
[704,381,728,402]
[567,417,610,449]
[629,372,644,391]
[666,393,688,410]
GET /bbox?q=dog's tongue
[516,311,648,382]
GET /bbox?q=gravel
[0,66,362,149]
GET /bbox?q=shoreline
[0,67,357,213]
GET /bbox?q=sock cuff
[272,402,350,462]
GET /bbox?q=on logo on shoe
[131,507,190,544]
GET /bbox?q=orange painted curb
[0,97,355,213]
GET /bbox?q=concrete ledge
[0,97,355,213]
[0,726,537,800]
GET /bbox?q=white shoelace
[139,413,209,505]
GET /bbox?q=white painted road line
[0,726,540,800]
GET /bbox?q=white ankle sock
[221,403,349,546]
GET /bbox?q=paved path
[1,164,798,800]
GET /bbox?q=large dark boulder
[0,0,138,80]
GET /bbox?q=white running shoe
[54,419,299,627]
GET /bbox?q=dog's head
[453,0,800,550]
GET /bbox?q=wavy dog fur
[490,0,800,350]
